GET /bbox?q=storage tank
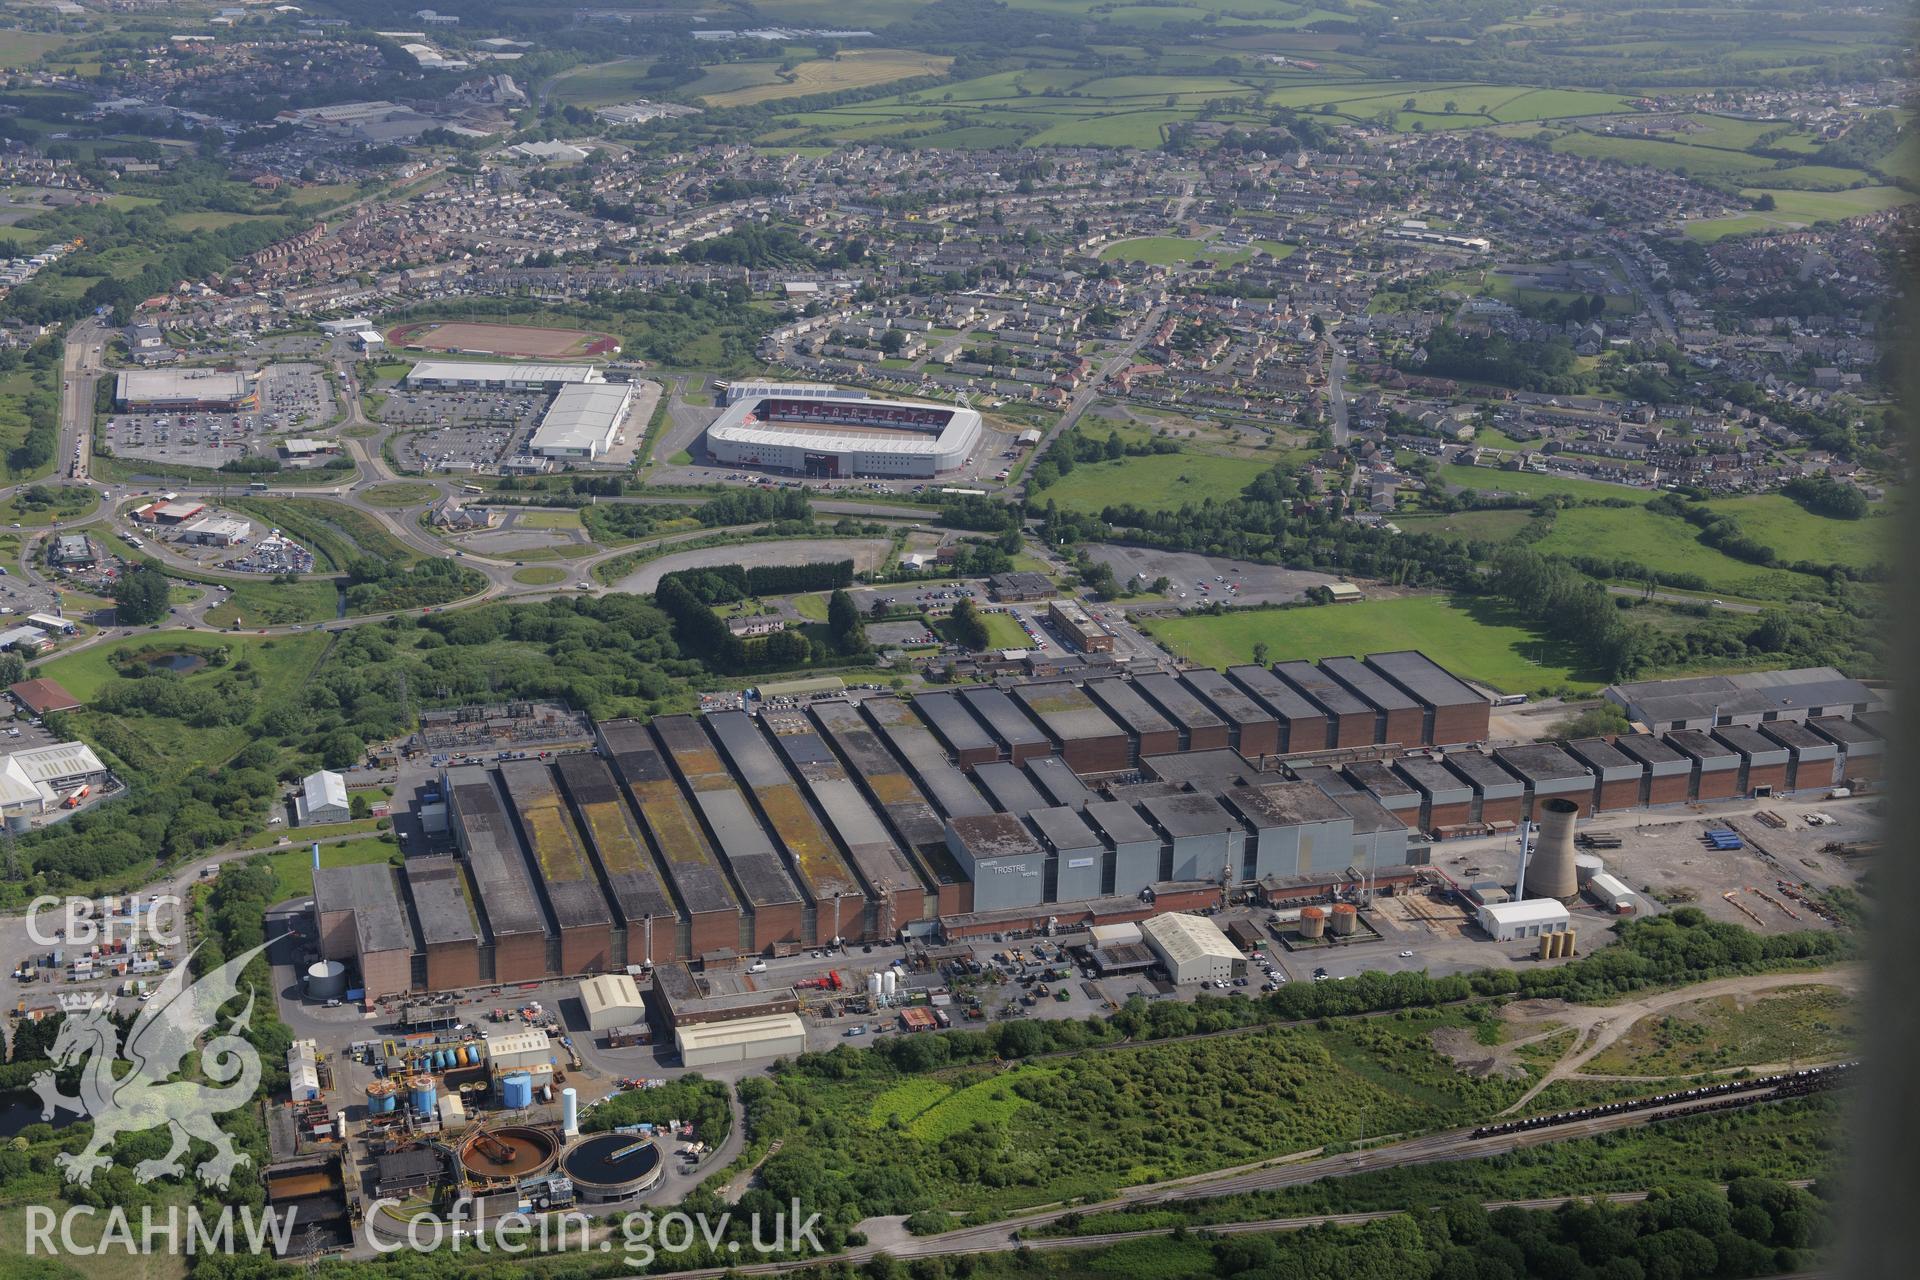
[410,1076,437,1116]
[335,1111,348,1140]
[882,969,898,1000]
[1574,852,1605,886]
[1526,798,1581,901]
[562,1087,579,1137]
[304,960,347,1002]
[1297,907,1326,940]
[365,1081,397,1115]
[867,972,883,1004]
[6,813,30,835]
[1328,903,1358,937]
[501,1072,534,1110]
[456,1044,472,1067]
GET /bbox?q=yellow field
[699,50,952,107]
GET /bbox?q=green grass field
[1439,463,1650,503]
[546,57,658,108]
[1390,509,1537,543]
[1532,505,1824,597]
[517,509,584,531]
[265,835,399,903]
[1042,452,1272,515]
[1142,594,1608,691]
[40,630,329,702]
[203,579,340,628]
[1585,986,1852,1078]
[1702,494,1892,570]
[512,566,569,585]
[362,482,439,508]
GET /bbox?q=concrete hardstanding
[1178,667,1279,758]
[1319,656,1423,749]
[1131,671,1230,752]
[1226,664,1327,754]
[1273,661,1373,749]
[1364,650,1490,746]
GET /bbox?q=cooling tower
[1525,798,1581,900]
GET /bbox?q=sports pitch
[386,321,621,359]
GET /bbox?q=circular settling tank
[561,1133,664,1204]
[457,1124,558,1184]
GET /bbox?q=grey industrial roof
[1027,755,1095,810]
[1614,732,1686,767]
[861,697,995,819]
[705,710,863,901]
[595,719,741,918]
[1563,737,1634,775]
[443,766,548,939]
[957,686,1049,755]
[1012,681,1127,745]
[809,700,965,886]
[1177,668,1276,735]
[1222,779,1351,828]
[1140,749,1256,789]
[1273,661,1370,719]
[403,856,480,947]
[1227,664,1325,723]
[1364,650,1486,710]
[913,691,998,757]
[1710,725,1788,761]
[495,759,612,931]
[1083,677,1179,737]
[316,862,416,955]
[1442,750,1526,795]
[690,786,805,908]
[949,813,1045,862]
[1289,763,1355,795]
[1027,804,1102,855]
[1757,721,1835,753]
[973,761,1049,815]
[1664,729,1738,766]
[1853,710,1893,740]
[1393,755,1472,801]
[1319,656,1419,714]
[553,753,678,922]
[1132,672,1228,735]
[1142,791,1238,839]
[1343,758,1417,802]
[1810,716,1880,750]
[762,711,925,896]
[1494,743,1592,784]
[1330,788,1404,836]
[1083,798,1158,848]
[1609,667,1876,724]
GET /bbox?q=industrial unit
[405,361,606,390]
[1140,912,1243,985]
[1604,667,1882,732]
[528,382,632,460]
[115,368,258,410]
[306,660,1883,998]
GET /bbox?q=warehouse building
[1084,798,1162,898]
[1603,668,1881,732]
[676,1013,807,1067]
[1710,725,1790,797]
[1666,730,1740,801]
[1218,781,1353,881]
[529,382,632,461]
[555,752,682,967]
[1493,744,1594,820]
[405,361,605,390]
[1028,754,1096,811]
[1320,656,1424,749]
[1012,681,1129,773]
[403,856,482,992]
[1616,733,1691,805]
[116,368,257,411]
[645,961,801,1040]
[1083,678,1180,764]
[443,765,551,983]
[1585,872,1635,915]
[312,862,414,998]
[578,973,647,1032]
[1132,672,1229,753]
[1341,759,1421,827]
[1028,804,1107,902]
[1274,661,1373,749]
[973,760,1049,816]
[1226,665,1327,754]
[1478,899,1571,943]
[1564,738,1642,812]
[1140,912,1242,985]
[1364,650,1491,745]
[1810,716,1881,782]
[706,390,983,479]
[1392,754,1473,833]
[497,759,613,974]
[957,685,1051,763]
[1141,791,1242,883]
[946,813,1046,911]
[295,769,350,826]
[179,515,253,546]
[1442,750,1526,827]
[913,691,999,767]
[0,741,109,811]
[1757,721,1839,793]
[1179,667,1280,758]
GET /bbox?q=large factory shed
[530,382,632,460]
[1140,912,1243,985]
[675,1013,807,1067]
[579,973,647,1032]
[1604,668,1880,732]
[312,862,415,998]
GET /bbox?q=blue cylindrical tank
[500,1072,533,1110]
[365,1082,396,1115]
[435,1049,451,1070]
[410,1076,437,1115]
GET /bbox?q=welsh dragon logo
[32,942,268,1188]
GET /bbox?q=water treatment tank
[1297,906,1326,940]
[501,1072,534,1110]
[410,1076,438,1116]
[304,960,347,1002]
[1526,798,1581,900]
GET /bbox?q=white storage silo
[867,971,883,1005]
[305,960,347,1001]
[882,969,898,1000]
[562,1086,579,1138]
